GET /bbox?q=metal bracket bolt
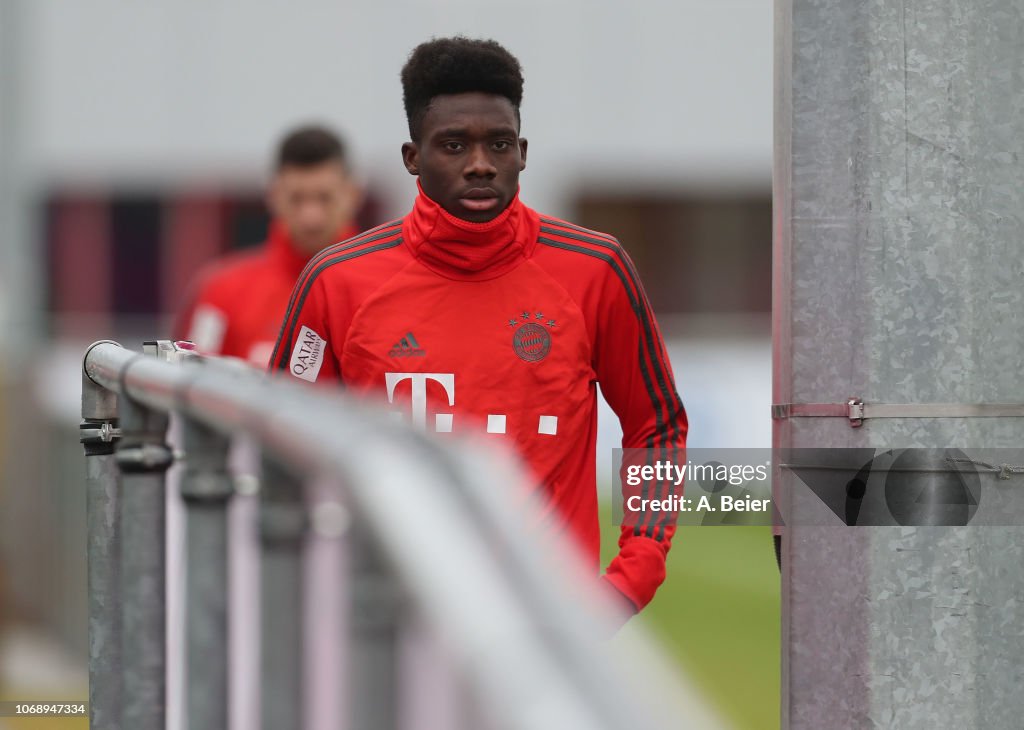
[847,397,864,428]
[81,421,123,444]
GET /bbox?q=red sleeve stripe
[537,230,686,540]
[269,224,404,372]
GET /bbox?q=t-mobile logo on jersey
[384,372,558,436]
[385,373,455,430]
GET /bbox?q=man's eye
[493,140,512,151]
[443,141,464,152]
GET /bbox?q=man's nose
[299,200,326,226]
[464,145,497,178]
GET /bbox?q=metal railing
[80,340,685,730]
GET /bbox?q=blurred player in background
[269,38,687,622]
[175,125,364,366]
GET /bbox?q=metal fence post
[349,524,401,730]
[82,341,123,730]
[81,339,691,730]
[116,343,174,730]
[259,457,306,730]
[777,1,1024,725]
[180,416,233,730]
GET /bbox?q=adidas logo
[388,332,426,358]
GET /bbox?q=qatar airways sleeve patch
[289,325,327,382]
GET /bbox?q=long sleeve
[592,245,687,611]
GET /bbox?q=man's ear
[401,142,420,176]
[519,138,528,171]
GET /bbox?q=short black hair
[275,125,347,170]
[401,36,524,142]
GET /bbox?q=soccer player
[269,37,687,617]
[175,125,364,366]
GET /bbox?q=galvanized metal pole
[349,525,401,730]
[82,342,123,730]
[180,417,233,730]
[776,1,1024,727]
[116,345,174,730]
[259,457,306,730]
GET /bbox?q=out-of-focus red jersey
[269,189,687,610]
[174,221,358,366]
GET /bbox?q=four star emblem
[510,311,556,329]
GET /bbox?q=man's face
[267,160,362,255]
[402,92,528,223]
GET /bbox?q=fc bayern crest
[507,310,556,363]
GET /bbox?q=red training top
[269,188,687,610]
[174,220,359,366]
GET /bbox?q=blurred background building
[0,2,774,728]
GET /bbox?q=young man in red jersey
[175,126,364,366]
[269,38,687,617]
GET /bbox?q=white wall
[21,0,771,215]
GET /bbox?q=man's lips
[459,188,499,211]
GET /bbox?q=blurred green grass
[601,510,780,730]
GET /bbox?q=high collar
[402,182,539,281]
[267,220,359,277]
